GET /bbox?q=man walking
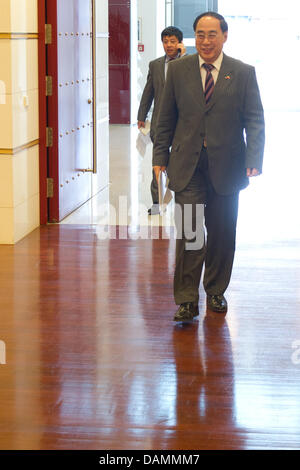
[153,12,265,320]
[137,26,186,215]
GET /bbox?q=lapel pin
[225,75,231,80]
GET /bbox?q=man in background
[137,26,186,215]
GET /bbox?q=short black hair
[161,26,183,43]
[193,12,228,33]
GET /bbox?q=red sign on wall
[138,44,144,52]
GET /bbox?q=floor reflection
[1,220,300,448]
[169,316,244,449]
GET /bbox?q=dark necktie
[203,63,214,103]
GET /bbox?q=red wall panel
[109,1,130,124]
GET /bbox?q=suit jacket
[137,56,166,142]
[153,53,265,195]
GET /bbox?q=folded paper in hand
[139,120,151,136]
[136,121,151,156]
[136,132,150,157]
[158,171,173,214]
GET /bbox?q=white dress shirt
[165,52,187,78]
[198,52,224,89]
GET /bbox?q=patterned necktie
[203,63,214,103]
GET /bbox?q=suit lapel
[185,54,206,108]
[157,57,165,85]
[206,54,235,111]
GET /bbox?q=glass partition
[169,0,218,54]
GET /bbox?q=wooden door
[46,0,94,222]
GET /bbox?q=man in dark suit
[153,12,265,321]
[137,26,186,215]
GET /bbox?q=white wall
[135,0,166,119]
[93,0,109,195]
[0,0,39,244]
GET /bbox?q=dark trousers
[174,148,239,305]
[150,132,159,204]
[151,168,159,204]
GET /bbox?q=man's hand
[138,121,145,129]
[177,42,186,57]
[247,168,261,177]
[153,166,167,183]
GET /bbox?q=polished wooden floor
[0,224,300,450]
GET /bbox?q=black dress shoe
[148,204,160,215]
[206,295,228,313]
[174,302,199,322]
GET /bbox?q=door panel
[38,0,47,224]
[47,0,94,222]
[109,1,130,124]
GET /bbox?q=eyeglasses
[195,33,218,41]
